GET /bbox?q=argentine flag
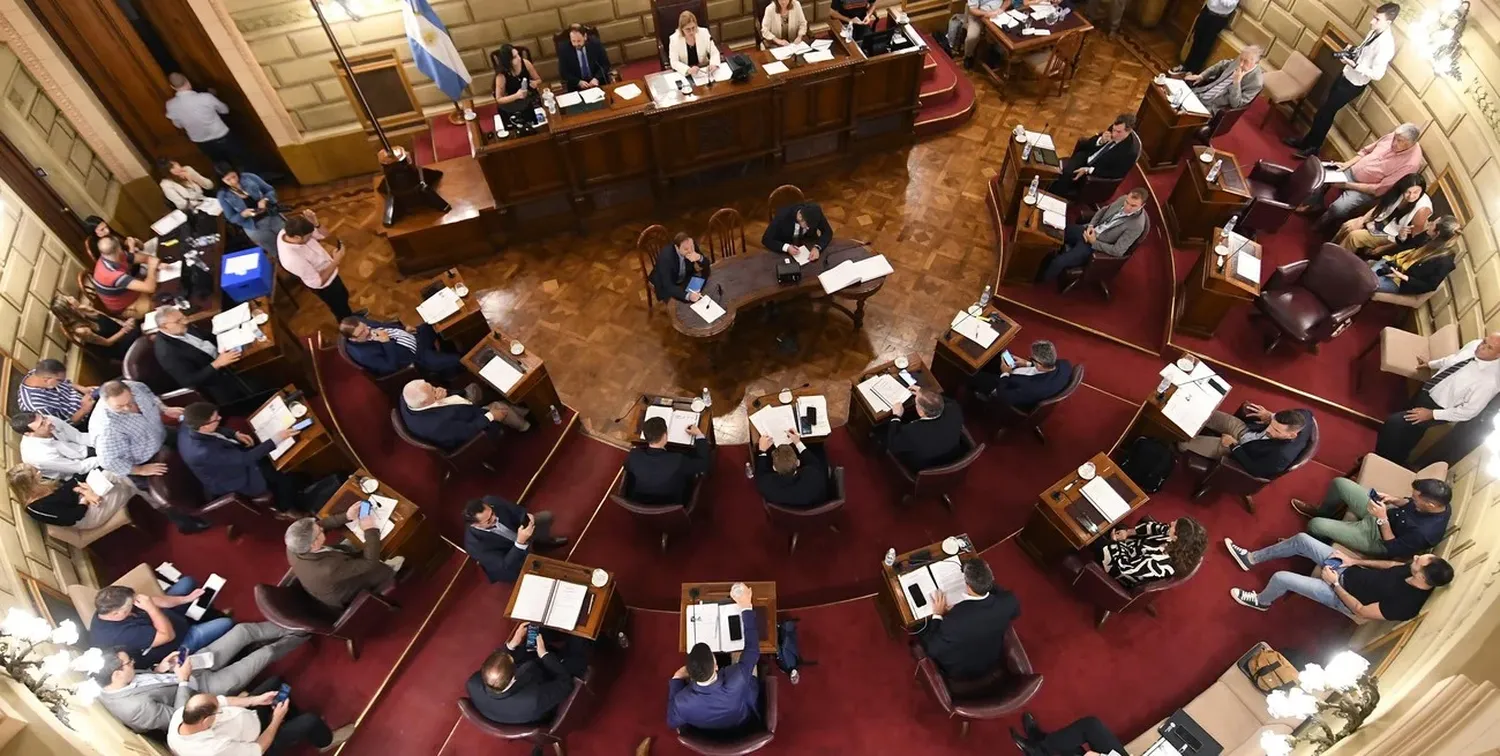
[403,0,471,102]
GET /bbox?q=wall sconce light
[1409,0,1470,79]
[0,608,107,727]
[1259,650,1379,754]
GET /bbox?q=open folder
[685,602,750,653]
[897,556,967,620]
[510,574,589,631]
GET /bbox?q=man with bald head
[168,681,351,754]
[397,378,529,452]
[1377,333,1500,465]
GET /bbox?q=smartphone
[177,646,189,665]
[726,613,744,642]
[525,624,540,651]
[1001,350,1017,368]
[802,406,817,434]
[906,584,928,608]
[1369,488,1380,501]
[898,370,917,386]
[358,500,373,518]
[291,418,314,432]
[1322,557,1346,574]
[273,683,291,704]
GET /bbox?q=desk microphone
[715,283,724,301]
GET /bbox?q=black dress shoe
[1022,712,1043,741]
[1281,135,1304,149]
[175,516,212,534]
[538,536,570,551]
[1010,728,1043,755]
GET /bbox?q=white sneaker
[1224,538,1253,571]
[384,556,406,573]
[1230,588,1268,611]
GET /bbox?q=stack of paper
[1007,9,1029,22]
[685,602,748,653]
[85,469,115,496]
[996,13,1019,28]
[791,246,813,265]
[642,405,701,445]
[763,61,790,75]
[511,574,590,630]
[1021,130,1055,150]
[857,373,912,412]
[480,356,525,394]
[580,87,606,104]
[1081,477,1130,522]
[898,556,968,619]
[811,39,833,50]
[770,42,811,60]
[750,404,798,442]
[1161,380,1221,435]
[1042,211,1066,230]
[795,395,831,437]
[215,323,260,352]
[615,82,642,100]
[1160,78,1210,115]
[417,287,463,324]
[713,64,732,82]
[250,396,298,460]
[151,210,187,237]
[690,295,725,324]
[556,91,584,108]
[803,49,834,64]
[223,254,259,277]
[950,310,1000,349]
[212,302,253,334]
[819,255,893,294]
[1037,194,1068,215]
[1021,27,1052,35]
[157,261,184,283]
[1234,251,1261,282]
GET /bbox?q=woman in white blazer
[669,11,721,75]
[157,158,214,212]
[761,0,808,48]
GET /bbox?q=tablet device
[358,500,372,518]
[687,277,705,295]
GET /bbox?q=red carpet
[915,32,978,138]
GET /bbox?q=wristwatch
[1375,517,1388,526]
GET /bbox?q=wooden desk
[419,268,488,353]
[1007,191,1067,284]
[249,385,354,478]
[745,386,831,446]
[374,157,501,276]
[979,12,1094,85]
[1016,452,1149,563]
[230,298,310,392]
[625,393,716,448]
[994,136,1064,228]
[1175,228,1262,338]
[1165,147,1252,248]
[1134,80,1213,171]
[317,469,445,574]
[679,581,778,654]
[930,303,1021,391]
[460,332,564,421]
[873,534,977,637]
[504,555,628,642]
[153,216,230,322]
[1126,360,1231,444]
[671,239,885,339]
[847,353,941,442]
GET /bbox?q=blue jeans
[1369,261,1400,292]
[166,577,234,651]
[1248,534,1356,618]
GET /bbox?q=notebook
[511,574,590,631]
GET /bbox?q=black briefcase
[776,257,801,284]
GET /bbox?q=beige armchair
[1355,452,1450,499]
[1371,324,1461,382]
[1259,52,1322,128]
[67,563,164,630]
[1125,644,1302,755]
[47,505,136,550]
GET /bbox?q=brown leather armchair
[677,675,778,755]
[1071,175,1124,215]
[457,668,595,755]
[336,335,417,401]
[888,427,985,512]
[762,467,845,555]
[609,469,706,551]
[1253,243,1378,353]
[912,628,1043,737]
[145,448,275,534]
[1057,225,1148,300]
[1192,102,1252,145]
[551,25,622,84]
[1184,403,1320,512]
[1243,156,1324,235]
[389,408,498,479]
[123,335,180,396]
[974,365,1085,443]
[253,572,398,660]
[1058,518,1206,627]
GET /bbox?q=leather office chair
[1253,243,1378,353]
[122,335,181,396]
[458,669,595,755]
[1058,517,1206,627]
[1193,102,1251,144]
[1242,156,1324,236]
[677,675,778,754]
[766,184,804,223]
[1071,174,1125,215]
[1057,222,1149,300]
[751,0,775,50]
[145,448,276,534]
[707,208,746,262]
[974,365,1085,444]
[1259,52,1322,127]
[1020,30,1085,97]
[609,469,706,551]
[762,466,845,555]
[635,224,671,317]
[389,408,498,479]
[552,25,622,86]
[254,573,399,660]
[911,627,1042,738]
[1183,404,1319,513]
[888,427,985,511]
[652,0,710,69]
[335,336,418,401]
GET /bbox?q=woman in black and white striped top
[1098,518,1207,589]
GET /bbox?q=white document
[802,49,834,64]
[770,44,799,60]
[1161,380,1220,435]
[795,395,831,437]
[686,602,719,650]
[1158,359,1216,387]
[763,61,790,75]
[615,82,642,100]
[899,567,939,619]
[1142,740,1182,756]
[1042,210,1066,230]
[85,469,115,497]
[996,13,1019,28]
[819,260,861,293]
[950,310,1000,349]
[929,556,967,601]
[211,302,253,334]
[157,261,183,283]
[511,574,557,623]
[1234,251,1261,282]
[479,356,525,394]
[250,396,297,460]
[223,254,259,277]
[1007,9,1029,21]
[1036,194,1068,215]
[1022,27,1052,35]
[712,64,732,82]
[544,581,589,630]
[1160,78,1209,115]
[642,405,700,445]
[716,606,747,652]
[750,404,798,442]
[1323,167,1350,184]
[151,210,187,237]
[156,562,183,582]
[580,87,606,103]
[417,287,463,324]
[215,323,260,352]
[857,373,912,412]
[852,254,893,280]
[1081,477,1131,521]
[898,556,967,619]
[791,246,813,265]
[690,295,725,323]
[811,39,833,50]
[556,91,584,108]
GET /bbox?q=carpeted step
[915,32,977,139]
[918,47,959,108]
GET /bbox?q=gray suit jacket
[1192,59,1263,112]
[1088,197,1149,257]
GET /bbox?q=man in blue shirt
[89,581,234,667]
[667,583,762,731]
[1294,476,1451,558]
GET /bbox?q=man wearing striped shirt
[93,380,210,534]
[17,359,96,426]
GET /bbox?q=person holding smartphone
[1293,476,1453,558]
[467,622,590,726]
[650,232,711,304]
[276,209,353,321]
[668,583,762,731]
[169,680,352,755]
[970,340,1074,413]
[177,402,311,514]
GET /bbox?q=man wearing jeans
[950,0,1006,66]
[1223,533,1451,621]
[89,582,234,667]
[169,679,353,755]
[1311,124,1424,233]
[1294,477,1452,558]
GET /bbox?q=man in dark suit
[338,316,461,380]
[177,402,312,513]
[1179,402,1311,479]
[919,558,1021,682]
[1047,114,1141,199]
[753,431,830,508]
[650,233,712,303]
[283,503,401,609]
[667,582,762,730]
[625,416,710,505]
[1012,712,1127,756]
[398,379,529,452]
[971,340,1074,412]
[462,496,567,583]
[885,388,964,472]
[467,623,589,726]
[151,306,262,409]
[557,24,612,92]
[762,202,833,261]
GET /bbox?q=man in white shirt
[276,211,351,321]
[950,0,1006,65]
[168,683,351,755]
[1283,3,1399,155]
[164,73,253,175]
[1376,333,1500,465]
[12,411,97,479]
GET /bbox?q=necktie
[793,224,803,240]
[578,48,589,78]
[1195,68,1238,104]
[1086,139,1112,165]
[481,520,519,543]
[380,328,417,353]
[1423,358,1472,392]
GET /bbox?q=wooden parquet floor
[279,33,1161,448]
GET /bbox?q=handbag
[1239,642,1299,693]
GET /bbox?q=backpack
[1116,435,1175,493]
[1239,642,1299,693]
[775,618,815,677]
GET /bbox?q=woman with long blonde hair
[50,293,140,363]
[669,10,721,76]
[8,463,136,531]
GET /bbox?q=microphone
[716,283,724,301]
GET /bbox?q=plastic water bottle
[549,404,562,425]
[842,21,853,41]
[978,284,992,308]
[883,548,896,567]
[1206,159,1223,183]
[1028,174,1040,200]
[1021,138,1033,161]
[542,88,557,115]
[1155,375,1172,399]
[701,387,713,408]
[1223,214,1238,236]
[744,460,754,478]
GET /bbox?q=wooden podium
[930,303,1021,391]
[1016,451,1149,564]
[995,136,1063,227]
[1175,228,1263,338]
[1165,147,1252,248]
[1004,191,1066,284]
[1134,80,1211,170]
